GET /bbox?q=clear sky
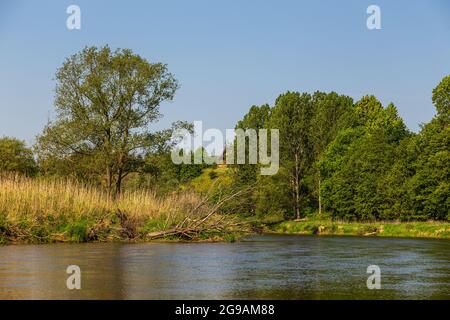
[0,0,449,145]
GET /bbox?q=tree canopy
[231,76,449,221]
[36,46,179,195]
[0,137,37,176]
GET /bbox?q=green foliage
[130,148,212,194]
[231,104,272,214]
[0,137,37,176]
[319,80,448,221]
[408,119,449,220]
[63,219,91,242]
[208,170,219,180]
[432,75,450,121]
[230,91,353,219]
[139,219,167,234]
[310,91,353,155]
[253,167,291,217]
[269,92,315,219]
[271,219,450,239]
[187,167,232,195]
[319,98,411,220]
[35,45,180,195]
[227,75,449,222]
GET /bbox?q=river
[0,235,448,299]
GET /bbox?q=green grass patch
[269,219,450,239]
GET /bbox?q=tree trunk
[295,182,300,220]
[115,123,129,198]
[294,153,300,220]
[115,168,123,197]
[318,175,322,216]
[106,166,113,197]
[105,128,113,197]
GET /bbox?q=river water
[0,235,448,299]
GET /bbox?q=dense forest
[231,82,449,221]
[0,46,448,240]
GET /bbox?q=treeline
[231,76,449,221]
[0,45,448,222]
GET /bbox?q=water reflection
[0,235,449,299]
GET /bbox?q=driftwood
[147,228,194,240]
[146,187,251,240]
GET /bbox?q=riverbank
[2,176,449,244]
[0,175,243,244]
[268,219,450,239]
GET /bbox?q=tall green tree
[310,92,353,215]
[319,97,409,220]
[232,104,271,214]
[408,75,450,220]
[0,137,37,176]
[36,46,179,195]
[432,75,450,122]
[270,92,313,219]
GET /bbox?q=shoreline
[267,220,450,240]
[2,220,450,245]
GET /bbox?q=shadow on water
[0,235,449,299]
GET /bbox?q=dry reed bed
[0,174,239,243]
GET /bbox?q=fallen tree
[146,188,252,241]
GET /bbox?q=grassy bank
[2,175,448,244]
[269,219,450,239]
[0,175,242,244]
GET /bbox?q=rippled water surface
[0,235,449,299]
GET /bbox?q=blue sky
[0,0,449,144]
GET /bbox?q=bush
[0,137,37,176]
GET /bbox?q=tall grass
[0,174,209,243]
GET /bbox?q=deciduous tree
[36,46,179,195]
